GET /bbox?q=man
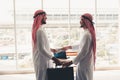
[63,13,96,80]
[32,9,62,80]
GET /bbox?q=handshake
[52,57,73,68]
[51,46,73,67]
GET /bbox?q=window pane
[71,0,95,24]
[0,0,16,71]
[0,28,17,71]
[96,0,120,68]
[44,0,69,24]
[0,0,14,28]
[15,0,42,70]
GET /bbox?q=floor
[0,70,120,80]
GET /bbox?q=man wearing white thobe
[32,10,61,80]
[63,13,96,80]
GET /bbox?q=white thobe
[33,27,54,80]
[72,29,94,80]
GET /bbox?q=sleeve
[71,34,84,51]
[72,33,92,65]
[71,44,80,50]
[36,30,53,59]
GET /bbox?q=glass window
[0,0,14,28]
[0,0,16,71]
[15,0,42,70]
[44,0,69,24]
[0,0,120,72]
[0,0,42,71]
[96,0,120,67]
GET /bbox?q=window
[0,0,120,72]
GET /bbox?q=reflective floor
[0,70,120,80]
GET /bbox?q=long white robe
[72,29,93,80]
[33,27,54,80]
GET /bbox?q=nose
[45,16,47,19]
[80,20,82,24]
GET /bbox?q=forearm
[52,57,61,65]
[51,46,72,53]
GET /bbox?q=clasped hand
[56,59,73,68]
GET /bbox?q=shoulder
[84,30,91,37]
[83,30,92,40]
[36,28,45,38]
[37,28,44,34]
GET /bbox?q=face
[80,17,85,28]
[41,14,47,24]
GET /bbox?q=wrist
[69,46,72,49]
[52,57,56,60]
[70,60,73,64]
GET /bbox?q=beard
[80,24,85,28]
[41,18,46,24]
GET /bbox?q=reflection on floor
[0,70,120,80]
[93,70,120,80]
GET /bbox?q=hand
[62,46,72,51]
[51,49,57,53]
[62,60,73,68]
[52,57,62,65]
